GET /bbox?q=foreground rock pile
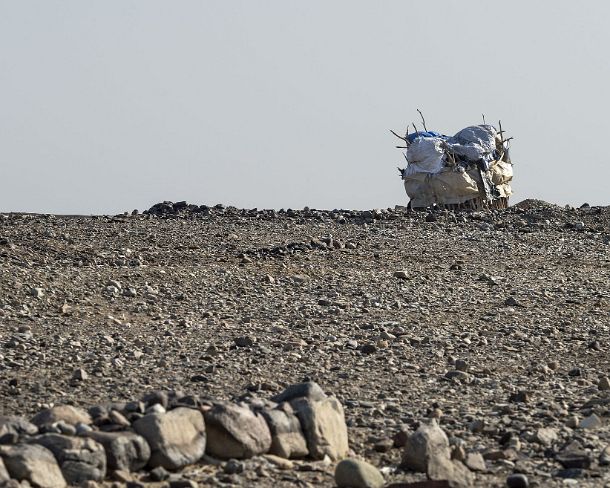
[0,382,352,487]
[1,200,610,486]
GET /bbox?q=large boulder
[261,405,309,459]
[31,405,91,427]
[0,443,66,488]
[204,403,272,459]
[133,407,206,469]
[29,434,106,484]
[291,396,349,460]
[84,431,150,471]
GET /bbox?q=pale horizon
[2,1,609,214]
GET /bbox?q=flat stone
[598,377,610,391]
[29,434,106,484]
[0,443,66,488]
[261,406,308,459]
[263,453,294,470]
[133,407,206,469]
[534,427,558,446]
[84,431,151,471]
[556,451,590,469]
[31,405,92,427]
[464,452,486,472]
[291,396,349,461]
[579,413,602,430]
[335,458,385,488]
[204,402,271,459]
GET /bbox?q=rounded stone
[334,458,384,488]
[506,473,529,488]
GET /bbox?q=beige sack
[490,160,513,186]
[404,169,482,207]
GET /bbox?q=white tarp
[404,137,445,176]
[446,125,498,168]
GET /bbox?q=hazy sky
[2,1,609,214]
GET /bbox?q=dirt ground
[1,201,609,487]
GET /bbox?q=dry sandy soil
[1,200,609,487]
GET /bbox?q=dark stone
[506,473,529,488]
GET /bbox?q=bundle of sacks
[397,124,513,208]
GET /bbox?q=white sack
[404,137,445,175]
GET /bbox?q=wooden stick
[498,120,504,144]
[417,109,428,132]
[482,113,486,125]
[390,129,407,142]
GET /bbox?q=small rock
[454,360,468,372]
[234,336,255,347]
[149,465,170,481]
[394,271,409,280]
[223,459,244,474]
[599,445,610,466]
[534,427,558,446]
[334,458,385,488]
[579,413,602,430]
[72,369,88,381]
[506,473,529,488]
[598,377,610,391]
[360,344,377,354]
[556,452,591,469]
[168,481,198,488]
[465,452,486,472]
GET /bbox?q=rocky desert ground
[0,200,609,488]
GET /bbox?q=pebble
[506,473,529,488]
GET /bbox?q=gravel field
[0,200,609,487]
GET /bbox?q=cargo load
[393,113,513,210]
